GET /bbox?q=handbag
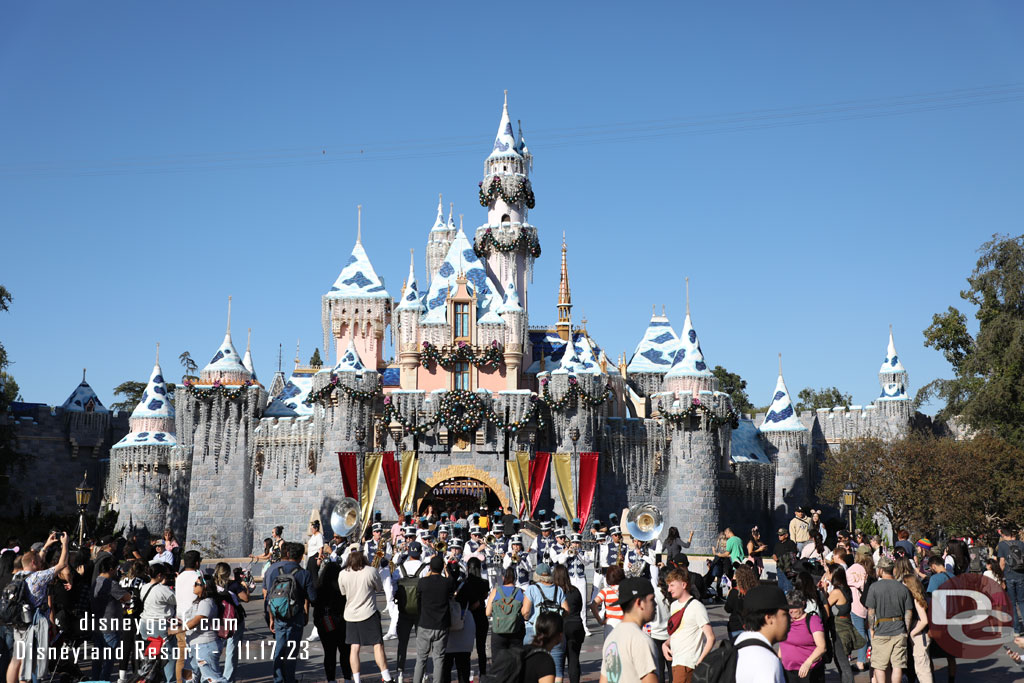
[449,599,465,631]
[143,636,165,658]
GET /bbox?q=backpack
[1006,543,1024,573]
[397,564,426,617]
[491,585,525,635]
[480,645,547,683]
[531,582,562,617]
[0,575,33,627]
[267,567,302,621]
[692,637,777,683]
[216,591,240,638]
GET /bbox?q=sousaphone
[329,497,361,538]
[625,503,664,542]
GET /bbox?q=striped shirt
[597,586,623,624]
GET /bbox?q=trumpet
[511,551,520,564]
[434,540,447,555]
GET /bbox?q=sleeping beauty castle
[102,94,914,556]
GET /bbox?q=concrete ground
[223,593,1023,683]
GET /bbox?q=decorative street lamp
[75,472,93,547]
[569,426,581,522]
[842,481,858,534]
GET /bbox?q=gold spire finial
[295,338,301,369]
[227,295,232,333]
[557,234,573,340]
[356,205,362,244]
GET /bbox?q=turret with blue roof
[241,328,258,382]
[759,354,810,525]
[421,226,501,326]
[113,344,177,448]
[321,206,392,371]
[62,369,108,414]
[759,355,807,433]
[199,297,252,386]
[876,326,912,420]
[664,279,717,393]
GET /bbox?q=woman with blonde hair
[903,575,933,683]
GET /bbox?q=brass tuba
[329,497,361,539]
[625,503,664,542]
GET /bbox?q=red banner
[338,452,358,499]
[576,452,600,530]
[380,452,401,517]
[529,452,552,520]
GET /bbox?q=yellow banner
[361,453,383,535]
[400,451,419,514]
[516,451,530,516]
[507,453,528,516]
[552,453,575,521]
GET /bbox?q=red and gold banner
[507,452,529,518]
[400,451,418,514]
[577,452,600,530]
[381,452,401,517]
[529,452,552,519]
[337,452,358,499]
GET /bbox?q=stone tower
[180,301,267,556]
[760,357,810,525]
[474,92,540,316]
[658,288,728,552]
[876,326,912,421]
[109,348,176,535]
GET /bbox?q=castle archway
[419,464,508,513]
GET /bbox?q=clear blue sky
[2,2,1022,412]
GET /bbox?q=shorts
[345,612,383,646]
[672,665,694,683]
[870,634,907,670]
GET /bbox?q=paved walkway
[223,594,1023,683]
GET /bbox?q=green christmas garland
[182,379,254,402]
[378,389,542,437]
[478,175,535,209]
[661,398,740,430]
[303,375,382,406]
[538,376,611,409]
[420,341,504,370]
[474,228,542,259]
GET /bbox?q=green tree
[111,381,147,412]
[710,365,754,415]
[309,348,323,368]
[0,285,19,474]
[796,386,852,412]
[179,350,198,381]
[920,234,1024,448]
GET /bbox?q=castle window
[454,362,470,390]
[454,303,470,339]
[501,214,510,224]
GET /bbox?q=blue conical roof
[334,340,368,373]
[628,310,682,374]
[666,313,713,379]
[760,372,807,432]
[131,362,175,420]
[421,229,500,324]
[201,331,251,378]
[487,93,521,161]
[396,252,425,313]
[62,374,108,413]
[325,240,390,300]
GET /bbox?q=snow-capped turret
[321,206,392,370]
[116,351,176,445]
[334,339,368,374]
[241,328,258,382]
[759,362,807,433]
[427,194,458,282]
[664,280,716,393]
[760,355,810,526]
[487,90,521,162]
[876,326,911,420]
[62,369,108,413]
[628,307,682,375]
[200,297,252,385]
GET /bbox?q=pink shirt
[846,563,867,618]
[780,614,823,672]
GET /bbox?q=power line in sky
[2,82,1023,178]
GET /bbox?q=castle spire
[760,355,807,432]
[432,194,445,231]
[356,204,362,244]
[226,295,232,333]
[448,202,456,229]
[556,233,573,341]
[242,328,257,379]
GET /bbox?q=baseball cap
[744,585,789,613]
[612,577,655,607]
[534,562,551,578]
[877,556,895,570]
[408,541,422,556]
[777,528,787,535]
[100,535,115,546]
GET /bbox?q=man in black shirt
[772,528,798,593]
[413,556,455,683]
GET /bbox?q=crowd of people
[3,504,1024,683]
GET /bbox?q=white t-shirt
[667,597,710,668]
[174,570,200,621]
[600,621,658,682]
[733,632,785,683]
[307,532,324,560]
[139,582,177,625]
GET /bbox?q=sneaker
[308,632,320,642]
[384,631,398,640]
[397,673,404,683]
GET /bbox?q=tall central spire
[557,233,572,341]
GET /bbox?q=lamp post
[75,472,93,547]
[842,481,858,535]
[569,426,580,522]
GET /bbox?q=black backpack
[692,637,777,683]
[481,646,548,683]
[1006,542,1024,573]
[0,575,34,627]
[530,582,562,617]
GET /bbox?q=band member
[624,535,656,580]
[548,528,570,564]
[465,526,487,561]
[417,529,436,560]
[491,522,509,554]
[535,520,556,565]
[565,533,591,636]
[446,538,467,577]
[502,534,532,587]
